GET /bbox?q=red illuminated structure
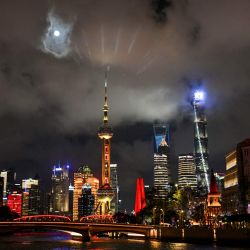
[7,191,22,216]
[134,178,146,215]
[14,214,71,222]
[205,169,221,226]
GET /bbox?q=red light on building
[134,178,146,215]
[7,192,22,215]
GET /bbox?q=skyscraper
[22,178,40,215]
[110,164,119,213]
[0,177,4,206]
[68,184,74,216]
[78,184,95,217]
[153,123,170,199]
[178,154,197,189]
[193,90,209,194]
[73,166,99,221]
[51,164,69,214]
[7,191,22,216]
[223,139,250,214]
[0,168,16,205]
[96,68,114,215]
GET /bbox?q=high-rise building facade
[7,191,22,215]
[68,184,74,216]
[110,164,119,213]
[153,124,170,200]
[0,169,16,205]
[96,69,114,215]
[0,177,4,206]
[223,139,250,214]
[73,166,99,221]
[78,184,95,217]
[22,178,40,215]
[178,154,197,189]
[193,90,209,194]
[51,164,69,214]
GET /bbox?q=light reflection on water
[0,232,247,250]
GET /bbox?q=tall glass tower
[110,163,119,213]
[51,164,69,214]
[193,90,209,194]
[153,124,170,199]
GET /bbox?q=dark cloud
[0,0,250,210]
[151,0,173,24]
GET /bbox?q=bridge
[0,221,155,241]
[14,214,71,222]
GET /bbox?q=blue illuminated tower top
[153,123,170,154]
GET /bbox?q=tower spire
[97,66,114,215]
[103,65,110,124]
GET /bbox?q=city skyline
[0,0,250,211]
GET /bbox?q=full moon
[53,30,60,37]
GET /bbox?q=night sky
[1,0,250,211]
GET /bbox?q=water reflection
[0,232,247,250]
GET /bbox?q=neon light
[55,167,62,171]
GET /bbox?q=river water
[0,232,247,250]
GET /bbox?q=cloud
[41,9,74,58]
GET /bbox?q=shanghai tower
[193,90,209,194]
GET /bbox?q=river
[0,231,247,250]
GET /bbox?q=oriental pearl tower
[96,67,114,215]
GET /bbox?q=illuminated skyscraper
[73,166,99,221]
[51,164,69,214]
[78,184,95,217]
[0,168,16,205]
[7,191,22,216]
[68,184,74,216]
[22,178,40,215]
[223,139,250,214]
[96,68,114,215]
[178,154,197,189]
[193,90,209,194]
[153,124,170,199]
[0,177,4,206]
[110,164,119,213]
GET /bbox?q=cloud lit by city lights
[41,10,73,58]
